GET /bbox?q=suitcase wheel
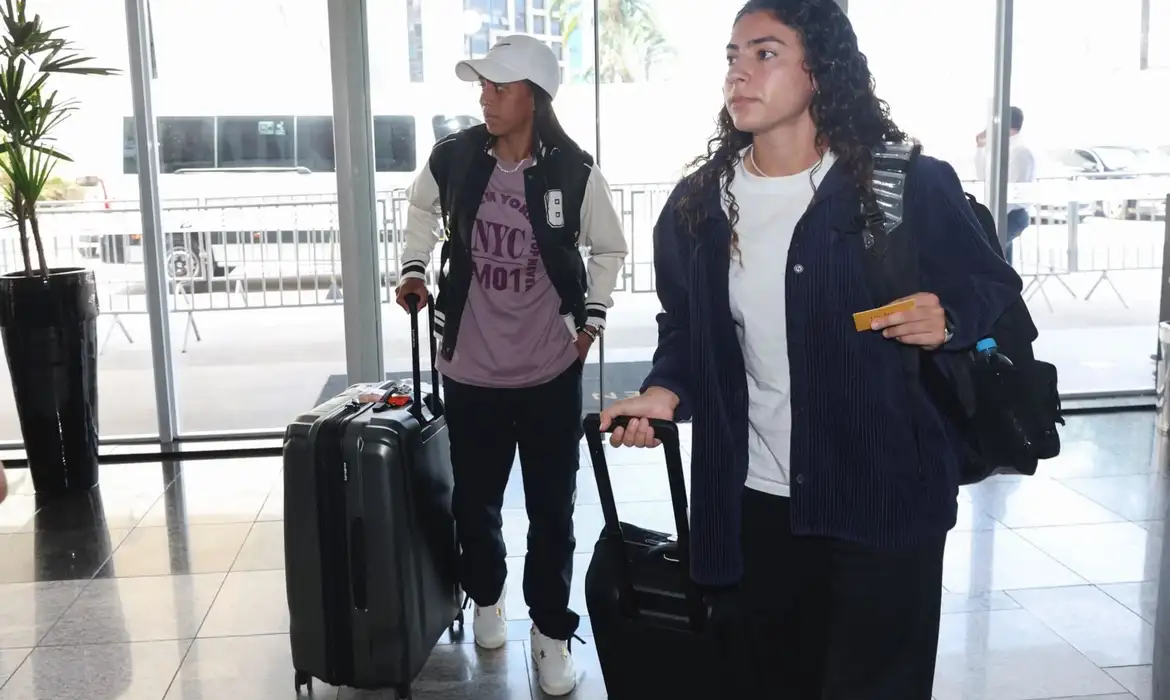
[395,682,412,699]
[294,670,312,694]
[448,610,466,641]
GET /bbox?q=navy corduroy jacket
[641,154,1023,586]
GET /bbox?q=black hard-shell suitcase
[582,415,740,699]
[283,296,462,699]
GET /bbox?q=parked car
[1051,146,1169,220]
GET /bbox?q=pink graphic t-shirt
[437,159,580,388]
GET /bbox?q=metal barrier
[0,175,1164,354]
[1003,175,1169,311]
[610,183,675,293]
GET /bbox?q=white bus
[62,81,707,284]
[74,85,486,283]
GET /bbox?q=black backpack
[861,142,1064,485]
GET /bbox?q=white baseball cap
[455,34,561,100]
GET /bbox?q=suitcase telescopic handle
[582,413,705,630]
[404,293,442,420]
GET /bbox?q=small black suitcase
[283,296,461,700]
[582,415,741,699]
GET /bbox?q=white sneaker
[530,625,577,696]
[472,585,508,650]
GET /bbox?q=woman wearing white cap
[395,34,627,696]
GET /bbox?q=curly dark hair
[679,0,905,250]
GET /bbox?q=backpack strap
[862,142,922,314]
[862,142,927,460]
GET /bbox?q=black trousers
[442,361,583,641]
[739,488,946,700]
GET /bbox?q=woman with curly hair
[598,0,1021,696]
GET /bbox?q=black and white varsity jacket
[398,124,627,361]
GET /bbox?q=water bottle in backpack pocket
[967,337,1062,475]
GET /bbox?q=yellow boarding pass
[852,298,916,332]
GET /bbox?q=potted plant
[0,0,117,495]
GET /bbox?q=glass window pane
[217,116,295,168]
[1009,0,1168,396]
[373,116,417,172]
[406,0,424,82]
[296,116,336,172]
[159,117,215,173]
[533,14,545,34]
[593,0,729,409]
[1152,0,1170,67]
[490,0,508,28]
[146,0,344,436]
[123,116,137,174]
[3,0,159,441]
[470,32,489,55]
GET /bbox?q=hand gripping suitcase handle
[404,293,442,419]
[582,414,705,630]
[582,415,687,548]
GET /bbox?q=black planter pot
[0,267,100,495]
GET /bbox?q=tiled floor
[0,410,1164,699]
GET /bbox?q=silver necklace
[496,156,530,174]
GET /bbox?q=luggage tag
[371,385,412,412]
[852,298,916,332]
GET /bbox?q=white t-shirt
[975,134,1036,212]
[725,149,835,497]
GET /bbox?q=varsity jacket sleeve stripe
[398,159,444,283]
[579,164,628,330]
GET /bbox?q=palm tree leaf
[42,54,97,72]
[562,15,579,43]
[24,141,68,162]
[576,0,671,83]
[1,3,27,48]
[0,0,117,275]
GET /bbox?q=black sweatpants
[442,361,583,641]
[739,488,946,700]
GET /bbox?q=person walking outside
[976,106,1036,264]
